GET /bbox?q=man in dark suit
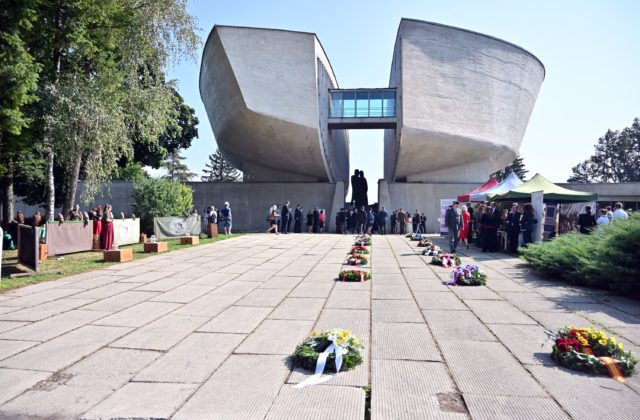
[577,205,596,234]
[397,208,406,235]
[445,201,463,252]
[378,206,389,235]
[293,204,302,233]
[506,203,521,253]
[281,201,291,234]
[337,208,347,234]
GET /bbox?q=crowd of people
[577,202,629,232]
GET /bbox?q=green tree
[162,150,195,183]
[25,0,199,220]
[0,0,41,223]
[201,148,242,182]
[113,162,149,182]
[568,118,640,183]
[132,178,193,234]
[126,87,199,169]
[492,153,528,181]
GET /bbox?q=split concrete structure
[200,19,545,184]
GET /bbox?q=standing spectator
[220,202,232,234]
[306,210,313,233]
[445,201,462,253]
[33,211,42,227]
[419,213,427,234]
[319,209,326,233]
[281,201,291,234]
[596,208,610,225]
[405,212,413,234]
[68,204,83,221]
[313,208,320,233]
[92,207,103,249]
[459,205,471,250]
[412,210,420,233]
[337,208,347,234]
[397,208,406,234]
[355,206,366,234]
[294,204,303,233]
[367,208,376,234]
[480,206,493,252]
[577,205,596,234]
[506,203,521,252]
[378,206,388,235]
[612,202,629,221]
[348,209,357,233]
[467,204,475,244]
[605,206,614,223]
[390,210,397,234]
[100,204,115,250]
[520,203,536,245]
[490,202,501,252]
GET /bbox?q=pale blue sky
[166,0,640,202]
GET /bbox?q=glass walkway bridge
[328,88,397,129]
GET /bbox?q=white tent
[469,172,523,202]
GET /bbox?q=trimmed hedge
[520,214,640,297]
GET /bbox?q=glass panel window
[342,91,355,117]
[330,92,342,118]
[355,91,369,117]
[383,91,396,117]
[368,91,383,117]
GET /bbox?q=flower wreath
[446,264,487,286]
[350,246,369,255]
[338,270,372,282]
[292,329,364,374]
[548,327,637,382]
[346,254,368,266]
[422,245,442,256]
[354,235,371,246]
[417,239,433,247]
[431,252,461,268]
[410,233,424,241]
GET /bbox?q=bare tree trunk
[1,159,14,226]
[62,149,83,215]
[45,143,55,222]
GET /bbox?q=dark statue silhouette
[351,169,369,207]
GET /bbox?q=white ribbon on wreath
[294,333,348,388]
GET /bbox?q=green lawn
[0,233,243,293]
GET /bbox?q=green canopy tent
[489,173,598,202]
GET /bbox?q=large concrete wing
[385,19,545,182]
[199,26,349,182]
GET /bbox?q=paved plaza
[0,233,639,419]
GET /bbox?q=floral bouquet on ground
[422,244,441,256]
[446,264,487,286]
[405,233,414,238]
[548,327,637,382]
[350,245,369,255]
[430,252,460,268]
[338,269,372,282]
[410,233,424,241]
[417,239,433,247]
[292,329,364,374]
[346,254,368,266]
[354,235,371,246]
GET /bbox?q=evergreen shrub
[520,214,640,296]
[132,178,193,234]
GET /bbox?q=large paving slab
[133,332,244,383]
[423,309,496,342]
[0,309,110,342]
[82,382,198,419]
[235,319,313,354]
[110,314,208,351]
[198,305,272,333]
[265,384,365,420]
[464,299,537,324]
[91,301,181,328]
[371,359,467,420]
[173,354,290,420]
[463,394,569,420]
[1,325,132,372]
[372,322,441,361]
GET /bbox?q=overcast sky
[167,0,640,202]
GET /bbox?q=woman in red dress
[100,204,115,250]
[459,205,471,249]
[93,206,103,249]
